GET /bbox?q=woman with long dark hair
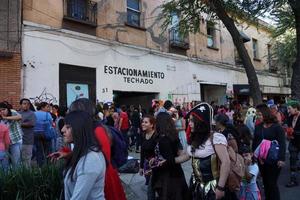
[50,98,126,200]
[186,103,231,200]
[63,111,106,199]
[252,104,286,200]
[151,112,189,200]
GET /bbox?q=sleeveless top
[187,133,227,184]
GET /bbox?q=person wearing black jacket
[151,112,189,200]
[130,107,141,152]
[252,104,286,200]
[285,101,300,187]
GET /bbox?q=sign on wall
[66,83,89,107]
[104,65,165,85]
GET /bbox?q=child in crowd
[239,145,261,200]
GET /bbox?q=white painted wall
[22,29,286,105]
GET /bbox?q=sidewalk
[120,149,300,200]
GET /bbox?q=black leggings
[259,163,281,200]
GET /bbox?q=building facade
[0,0,22,107]
[21,0,290,109]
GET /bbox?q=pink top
[0,124,10,151]
[254,139,271,160]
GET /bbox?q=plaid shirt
[0,110,23,144]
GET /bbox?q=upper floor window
[268,44,277,73]
[127,0,141,27]
[234,47,243,66]
[64,0,97,26]
[169,13,189,51]
[207,22,217,49]
[252,39,259,59]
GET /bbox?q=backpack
[226,145,245,191]
[265,140,279,165]
[95,122,128,168]
[109,126,128,168]
[212,135,245,192]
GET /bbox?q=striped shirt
[0,110,23,144]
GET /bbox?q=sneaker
[285,181,298,188]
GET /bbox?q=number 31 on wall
[102,88,108,93]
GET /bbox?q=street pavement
[120,152,300,200]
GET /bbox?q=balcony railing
[63,0,97,26]
[269,66,278,73]
[169,28,189,50]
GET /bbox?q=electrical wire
[24,33,111,56]
[24,33,153,58]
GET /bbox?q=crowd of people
[0,99,66,169]
[0,97,300,200]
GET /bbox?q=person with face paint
[285,100,300,188]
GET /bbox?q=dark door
[59,63,96,107]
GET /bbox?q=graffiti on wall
[29,88,58,105]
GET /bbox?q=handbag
[118,158,139,173]
[262,128,279,165]
[127,127,135,137]
[149,142,165,169]
[44,113,56,141]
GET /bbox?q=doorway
[200,84,226,105]
[113,91,158,112]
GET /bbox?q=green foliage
[161,0,275,36]
[270,0,296,70]
[271,0,295,37]
[161,0,208,36]
[273,31,297,68]
[0,163,63,200]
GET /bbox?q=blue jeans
[34,133,51,167]
[0,151,9,171]
[9,141,22,168]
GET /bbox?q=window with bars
[268,44,277,73]
[127,0,141,27]
[64,0,97,26]
[169,13,189,50]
